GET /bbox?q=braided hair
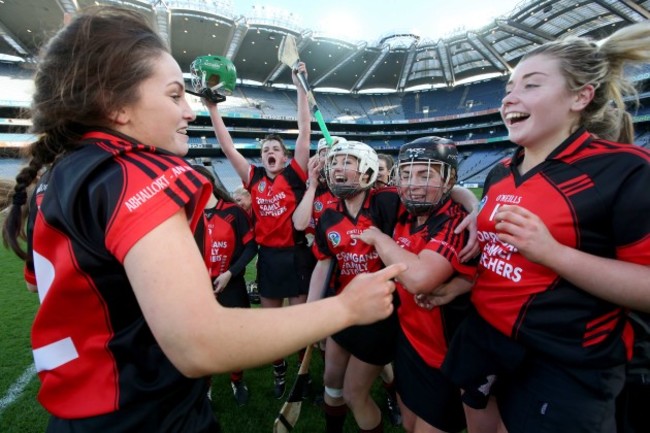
[2,6,167,259]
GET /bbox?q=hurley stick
[272,260,336,432]
[272,344,314,433]
[278,34,334,146]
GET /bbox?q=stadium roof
[1,0,649,93]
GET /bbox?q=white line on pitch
[0,365,36,414]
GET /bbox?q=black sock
[324,402,347,433]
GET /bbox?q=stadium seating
[1,61,648,190]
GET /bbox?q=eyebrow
[169,80,185,90]
[400,166,431,173]
[506,71,548,86]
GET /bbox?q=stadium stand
[458,147,516,185]
[239,87,299,119]
[208,158,245,192]
[1,1,649,190]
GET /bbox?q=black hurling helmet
[396,136,458,215]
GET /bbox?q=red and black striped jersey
[27,130,213,428]
[313,188,401,293]
[198,200,254,278]
[246,159,307,247]
[307,183,338,237]
[473,128,650,367]
[394,200,476,369]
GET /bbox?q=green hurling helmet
[188,55,237,103]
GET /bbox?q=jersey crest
[328,231,341,248]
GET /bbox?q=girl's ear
[109,107,130,126]
[572,84,595,112]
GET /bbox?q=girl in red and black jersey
[355,137,476,433]
[442,23,650,433]
[1,8,407,433]
[193,165,257,406]
[309,141,403,433]
[207,63,312,398]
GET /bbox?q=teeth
[505,112,529,120]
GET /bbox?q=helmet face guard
[325,141,378,199]
[188,55,237,103]
[396,137,458,215]
[317,136,345,181]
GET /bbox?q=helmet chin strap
[399,179,453,216]
[185,88,226,104]
[402,194,448,216]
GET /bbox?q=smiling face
[397,162,445,209]
[326,153,369,199]
[501,54,585,151]
[114,52,196,155]
[261,139,288,176]
[328,154,362,187]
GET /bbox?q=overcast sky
[232,0,523,42]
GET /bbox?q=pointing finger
[373,263,408,282]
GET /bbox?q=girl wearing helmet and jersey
[354,137,475,433]
[308,140,402,433]
[295,138,401,419]
[205,62,312,399]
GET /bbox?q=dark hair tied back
[11,190,27,206]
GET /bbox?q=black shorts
[46,377,219,432]
[444,310,627,433]
[256,246,311,299]
[616,379,650,433]
[394,329,466,432]
[295,243,317,293]
[441,309,526,409]
[216,275,250,309]
[498,356,625,433]
[331,310,398,366]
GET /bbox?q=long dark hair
[3,6,168,259]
